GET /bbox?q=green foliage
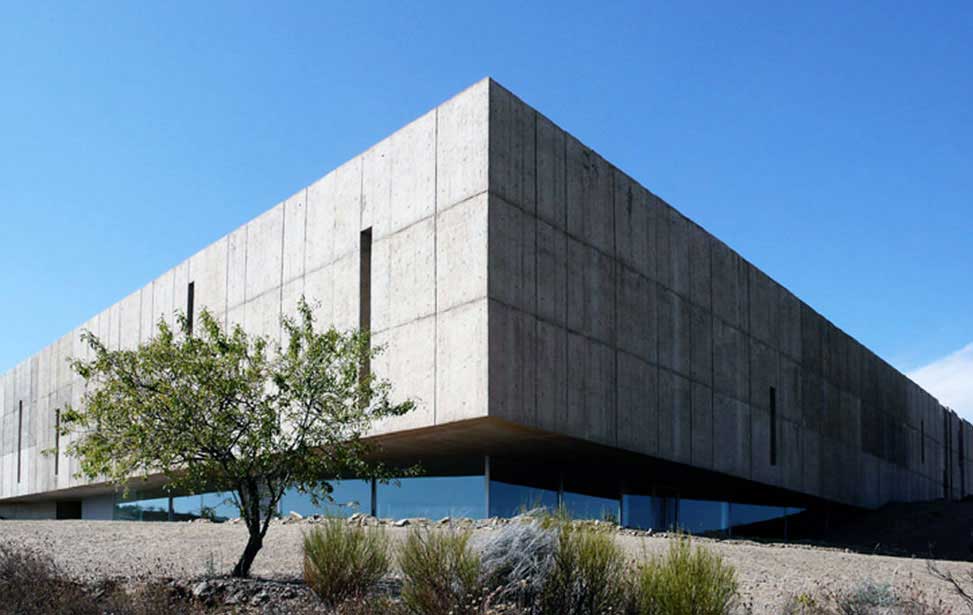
[398,528,484,615]
[56,297,415,576]
[537,524,628,615]
[783,592,826,615]
[630,535,738,615]
[303,519,390,606]
[532,504,573,530]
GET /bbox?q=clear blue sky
[1,2,971,388]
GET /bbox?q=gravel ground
[2,519,971,613]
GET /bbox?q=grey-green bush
[631,535,738,615]
[480,520,558,607]
[782,577,952,615]
[398,528,484,615]
[303,519,390,606]
[537,524,628,615]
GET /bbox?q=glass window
[201,492,237,522]
[489,481,557,517]
[678,499,729,534]
[377,476,485,520]
[114,496,169,521]
[280,480,372,518]
[171,494,203,521]
[563,492,619,523]
[729,503,798,530]
[621,495,674,530]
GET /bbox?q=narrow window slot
[187,281,195,335]
[55,408,60,476]
[17,400,23,483]
[359,228,373,383]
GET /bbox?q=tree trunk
[232,530,263,577]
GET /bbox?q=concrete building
[2,78,969,528]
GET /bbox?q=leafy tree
[57,298,415,577]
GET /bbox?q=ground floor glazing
[112,455,803,535]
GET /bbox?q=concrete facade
[1,78,968,518]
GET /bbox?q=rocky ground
[2,514,973,613]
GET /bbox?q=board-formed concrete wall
[483,80,970,509]
[1,78,968,512]
[0,79,495,504]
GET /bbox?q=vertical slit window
[187,281,195,335]
[769,387,777,466]
[54,408,60,476]
[359,228,373,385]
[921,420,925,464]
[17,400,23,483]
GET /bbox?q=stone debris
[169,577,311,611]
[191,580,213,598]
[259,512,661,536]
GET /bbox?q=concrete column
[484,455,491,518]
[370,478,377,517]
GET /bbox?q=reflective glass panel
[678,499,728,534]
[200,492,236,522]
[171,494,203,521]
[489,481,558,517]
[114,496,169,521]
[280,480,372,518]
[621,495,673,530]
[729,503,792,529]
[563,492,619,522]
[377,476,485,520]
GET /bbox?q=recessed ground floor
[9,454,808,537]
[2,419,832,535]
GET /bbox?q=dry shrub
[107,581,203,615]
[303,519,390,606]
[536,524,628,615]
[630,534,738,615]
[0,544,97,615]
[398,528,484,615]
[782,577,954,615]
[480,520,558,607]
[0,545,202,615]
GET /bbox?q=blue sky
[1,2,970,413]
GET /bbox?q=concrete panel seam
[433,107,439,426]
[612,155,619,447]
[532,107,540,433]
[224,234,231,326]
[278,198,287,344]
